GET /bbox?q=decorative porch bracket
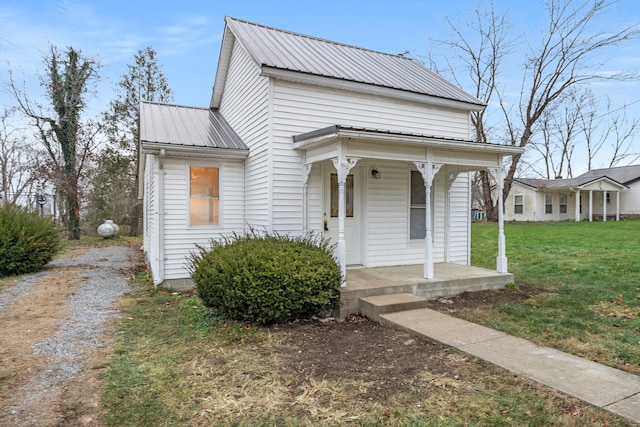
[415,161,443,279]
[332,157,360,286]
[302,163,313,234]
[488,165,507,273]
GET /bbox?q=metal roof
[139,102,248,151]
[224,17,485,107]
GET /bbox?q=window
[606,192,611,204]
[190,166,219,226]
[545,194,553,214]
[410,171,426,239]
[514,195,524,214]
[559,195,567,214]
[330,174,354,217]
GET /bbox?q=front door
[324,165,362,266]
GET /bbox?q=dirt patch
[272,315,450,403]
[426,284,544,314]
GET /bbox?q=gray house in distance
[139,17,523,306]
[505,165,640,222]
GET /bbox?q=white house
[505,164,640,222]
[139,17,523,290]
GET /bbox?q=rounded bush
[189,231,342,325]
[0,203,62,277]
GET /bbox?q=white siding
[143,154,160,281]
[621,182,640,215]
[161,157,245,280]
[270,80,473,236]
[505,183,539,221]
[219,39,270,229]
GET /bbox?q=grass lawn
[470,220,640,375]
[100,223,640,426]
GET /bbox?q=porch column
[332,157,359,286]
[574,190,581,222]
[616,191,620,221]
[415,161,442,279]
[489,165,507,273]
[603,191,607,222]
[589,190,593,222]
[302,163,312,234]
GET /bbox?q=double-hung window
[559,195,567,214]
[190,166,219,226]
[545,194,553,214]
[514,195,524,214]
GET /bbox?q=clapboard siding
[219,39,270,229]
[161,157,245,280]
[622,183,640,214]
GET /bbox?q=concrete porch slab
[339,263,514,318]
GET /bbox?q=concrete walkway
[380,308,640,424]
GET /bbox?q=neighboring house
[505,164,640,222]
[139,17,523,289]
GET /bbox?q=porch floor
[339,263,514,319]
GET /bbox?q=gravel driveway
[0,244,139,427]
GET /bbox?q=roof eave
[261,66,486,112]
[293,126,524,155]
[141,141,249,159]
[210,18,236,109]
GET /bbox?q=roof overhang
[293,125,524,156]
[141,141,249,159]
[262,67,485,112]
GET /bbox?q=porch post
[616,191,620,221]
[574,190,581,222]
[603,190,607,222]
[302,163,312,234]
[589,190,593,222]
[489,165,507,273]
[332,157,359,286]
[415,161,442,279]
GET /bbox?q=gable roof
[514,164,640,191]
[211,17,484,110]
[576,164,640,185]
[513,175,627,191]
[139,102,248,154]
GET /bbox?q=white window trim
[187,162,223,228]
[514,194,524,214]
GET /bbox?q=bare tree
[0,107,41,203]
[98,46,173,235]
[8,46,100,239]
[433,0,640,220]
[579,96,640,169]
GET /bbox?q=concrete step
[359,293,428,321]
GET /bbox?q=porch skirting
[339,263,514,319]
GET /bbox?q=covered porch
[295,125,525,288]
[339,263,514,318]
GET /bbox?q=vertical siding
[219,39,270,229]
[162,157,245,280]
[143,154,160,281]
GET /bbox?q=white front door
[324,165,363,266]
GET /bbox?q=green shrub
[0,203,62,277]
[189,230,342,325]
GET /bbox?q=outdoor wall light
[371,169,381,179]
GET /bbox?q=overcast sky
[1,0,639,173]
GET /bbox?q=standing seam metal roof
[139,102,248,151]
[225,17,484,107]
